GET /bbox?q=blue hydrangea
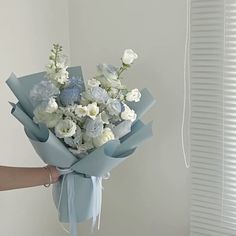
[29,80,60,106]
[68,76,85,91]
[89,87,109,104]
[107,99,122,115]
[59,86,81,106]
[64,126,82,148]
[85,117,104,138]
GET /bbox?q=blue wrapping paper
[6,67,155,225]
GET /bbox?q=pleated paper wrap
[6,66,155,234]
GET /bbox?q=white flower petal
[126,88,141,102]
[87,102,99,120]
[121,104,137,122]
[55,119,77,138]
[93,128,115,147]
[122,49,138,65]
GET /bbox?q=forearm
[0,166,58,191]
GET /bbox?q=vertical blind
[190,0,236,235]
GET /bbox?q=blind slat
[191,0,236,235]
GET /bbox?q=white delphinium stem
[46,44,69,87]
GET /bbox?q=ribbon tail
[91,176,103,232]
[91,176,97,232]
[97,177,103,230]
[67,174,78,236]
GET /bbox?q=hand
[0,166,61,191]
[45,165,60,184]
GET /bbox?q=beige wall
[68,0,190,236]
[0,0,190,235]
[0,1,70,235]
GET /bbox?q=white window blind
[190,0,236,235]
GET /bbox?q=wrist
[43,166,52,187]
[46,166,60,184]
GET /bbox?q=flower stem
[53,44,62,73]
[117,64,129,78]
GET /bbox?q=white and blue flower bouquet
[6,44,155,235]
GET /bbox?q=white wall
[68,1,190,236]
[0,0,190,235]
[0,1,70,235]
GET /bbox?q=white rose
[87,102,99,120]
[55,119,77,138]
[126,88,141,102]
[93,128,115,147]
[122,49,138,65]
[44,97,58,113]
[33,103,61,128]
[121,104,137,122]
[87,78,101,88]
[75,105,88,117]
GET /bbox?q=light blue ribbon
[57,168,105,236]
[67,173,77,236]
[91,176,103,231]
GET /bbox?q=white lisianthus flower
[122,49,138,65]
[87,78,101,88]
[33,103,62,128]
[93,128,115,148]
[87,102,99,120]
[44,97,58,113]
[64,126,82,148]
[99,111,110,124]
[55,119,77,138]
[121,104,137,122]
[75,105,88,117]
[126,88,141,102]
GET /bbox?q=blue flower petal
[59,87,81,106]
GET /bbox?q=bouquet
[6,44,155,236]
